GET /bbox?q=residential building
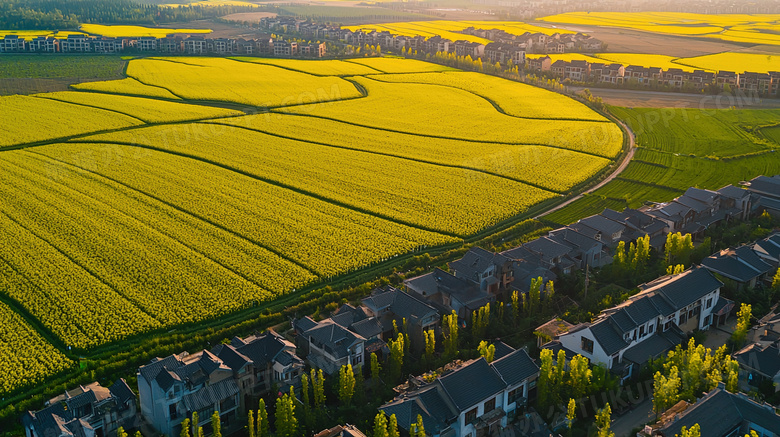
[639,385,780,437]
[183,36,207,54]
[552,267,723,379]
[701,246,773,290]
[60,35,92,52]
[93,38,124,53]
[526,55,552,72]
[23,380,137,437]
[734,342,780,392]
[404,268,494,320]
[739,72,773,95]
[448,247,514,294]
[753,234,780,268]
[294,304,384,374]
[361,285,439,352]
[314,424,368,437]
[380,344,539,437]
[0,35,25,52]
[138,331,300,436]
[135,36,158,51]
[273,40,298,56]
[27,36,59,52]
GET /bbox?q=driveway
[611,397,654,437]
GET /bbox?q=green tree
[478,340,495,362]
[568,355,592,400]
[258,399,269,437]
[192,412,199,436]
[424,329,435,364]
[595,404,614,437]
[354,364,365,405]
[135,432,143,437]
[373,412,388,437]
[653,367,681,416]
[472,303,490,339]
[388,414,399,437]
[180,420,191,437]
[613,241,627,271]
[118,428,128,437]
[677,424,701,437]
[275,388,298,437]
[212,411,221,437]
[410,414,425,437]
[371,352,381,382]
[725,357,740,392]
[538,348,555,412]
[339,364,355,405]
[528,277,543,312]
[388,333,405,382]
[247,413,254,437]
[511,290,520,325]
[301,373,310,408]
[732,303,752,347]
[442,310,459,360]
[311,369,326,408]
[666,264,685,275]
[566,399,576,434]
[556,349,567,390]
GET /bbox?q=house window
[705,298,713,309]
[484,397,496,413]
[581,337,594,354]
[353,354,363,365]
[507,388,520,404]
[679,312,688,325]
[649,324,654,334]
[465,407,478,424]
[639,325,645,338]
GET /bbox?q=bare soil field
[221,12,278,22]
[0,77,114,95]
[539,24,746,57]
[572,87,780,109]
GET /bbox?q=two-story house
[404,268,494,321]
[448,247,514,295]
[701,246,773,290]
[552,267,723,380]
[380,344,539,437]
[23,380,137,437]
[294,305,384,374]
[639,384,780,437]
[361,285,439,353]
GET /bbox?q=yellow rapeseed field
[72,77,183,99]
[0,56,619,392]
[80,24,212,38]
[126,57,363,106]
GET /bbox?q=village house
[379,344,539,437]
[23,380,137,437]
[0,34,25,52]
[639,384,780,437]
[404,267,494,321]
[526,55,552,72]
[550,267,724,380]
[60,34,92,52]
[294,304,384,375]
[314,424,368,437]
[27,36,59,52]
[137,330,301,436]
[361,285,440,353]
[448,247,514,295]
[701,246,773,290]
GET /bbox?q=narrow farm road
[536,117,636,219]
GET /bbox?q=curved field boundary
[365,73,612,123]
[200,120,575,193]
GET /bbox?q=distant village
[2,16,777,96]
[22,175,780,437]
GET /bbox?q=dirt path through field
[536,117,636,219]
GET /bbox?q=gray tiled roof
[491,348,539,387]
[718,184,750,200]
[305,320,365,360]
[578,215,626,236]
[747,175,780,199]
[658,388,780,437]
[650,267,723,310]
[182,378,239,412]
[753,233,780,260]
[109,379,136,405]
[734,343,780,377]
[439,358,506,410]
[701,246,772,282]
[522,237,573,260]
[449,247,511,283]
[621,333,677,365]
[380,385,456,434]
[589,318,628,356]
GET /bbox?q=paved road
[611,397,654,437]
[535,117,637,219]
